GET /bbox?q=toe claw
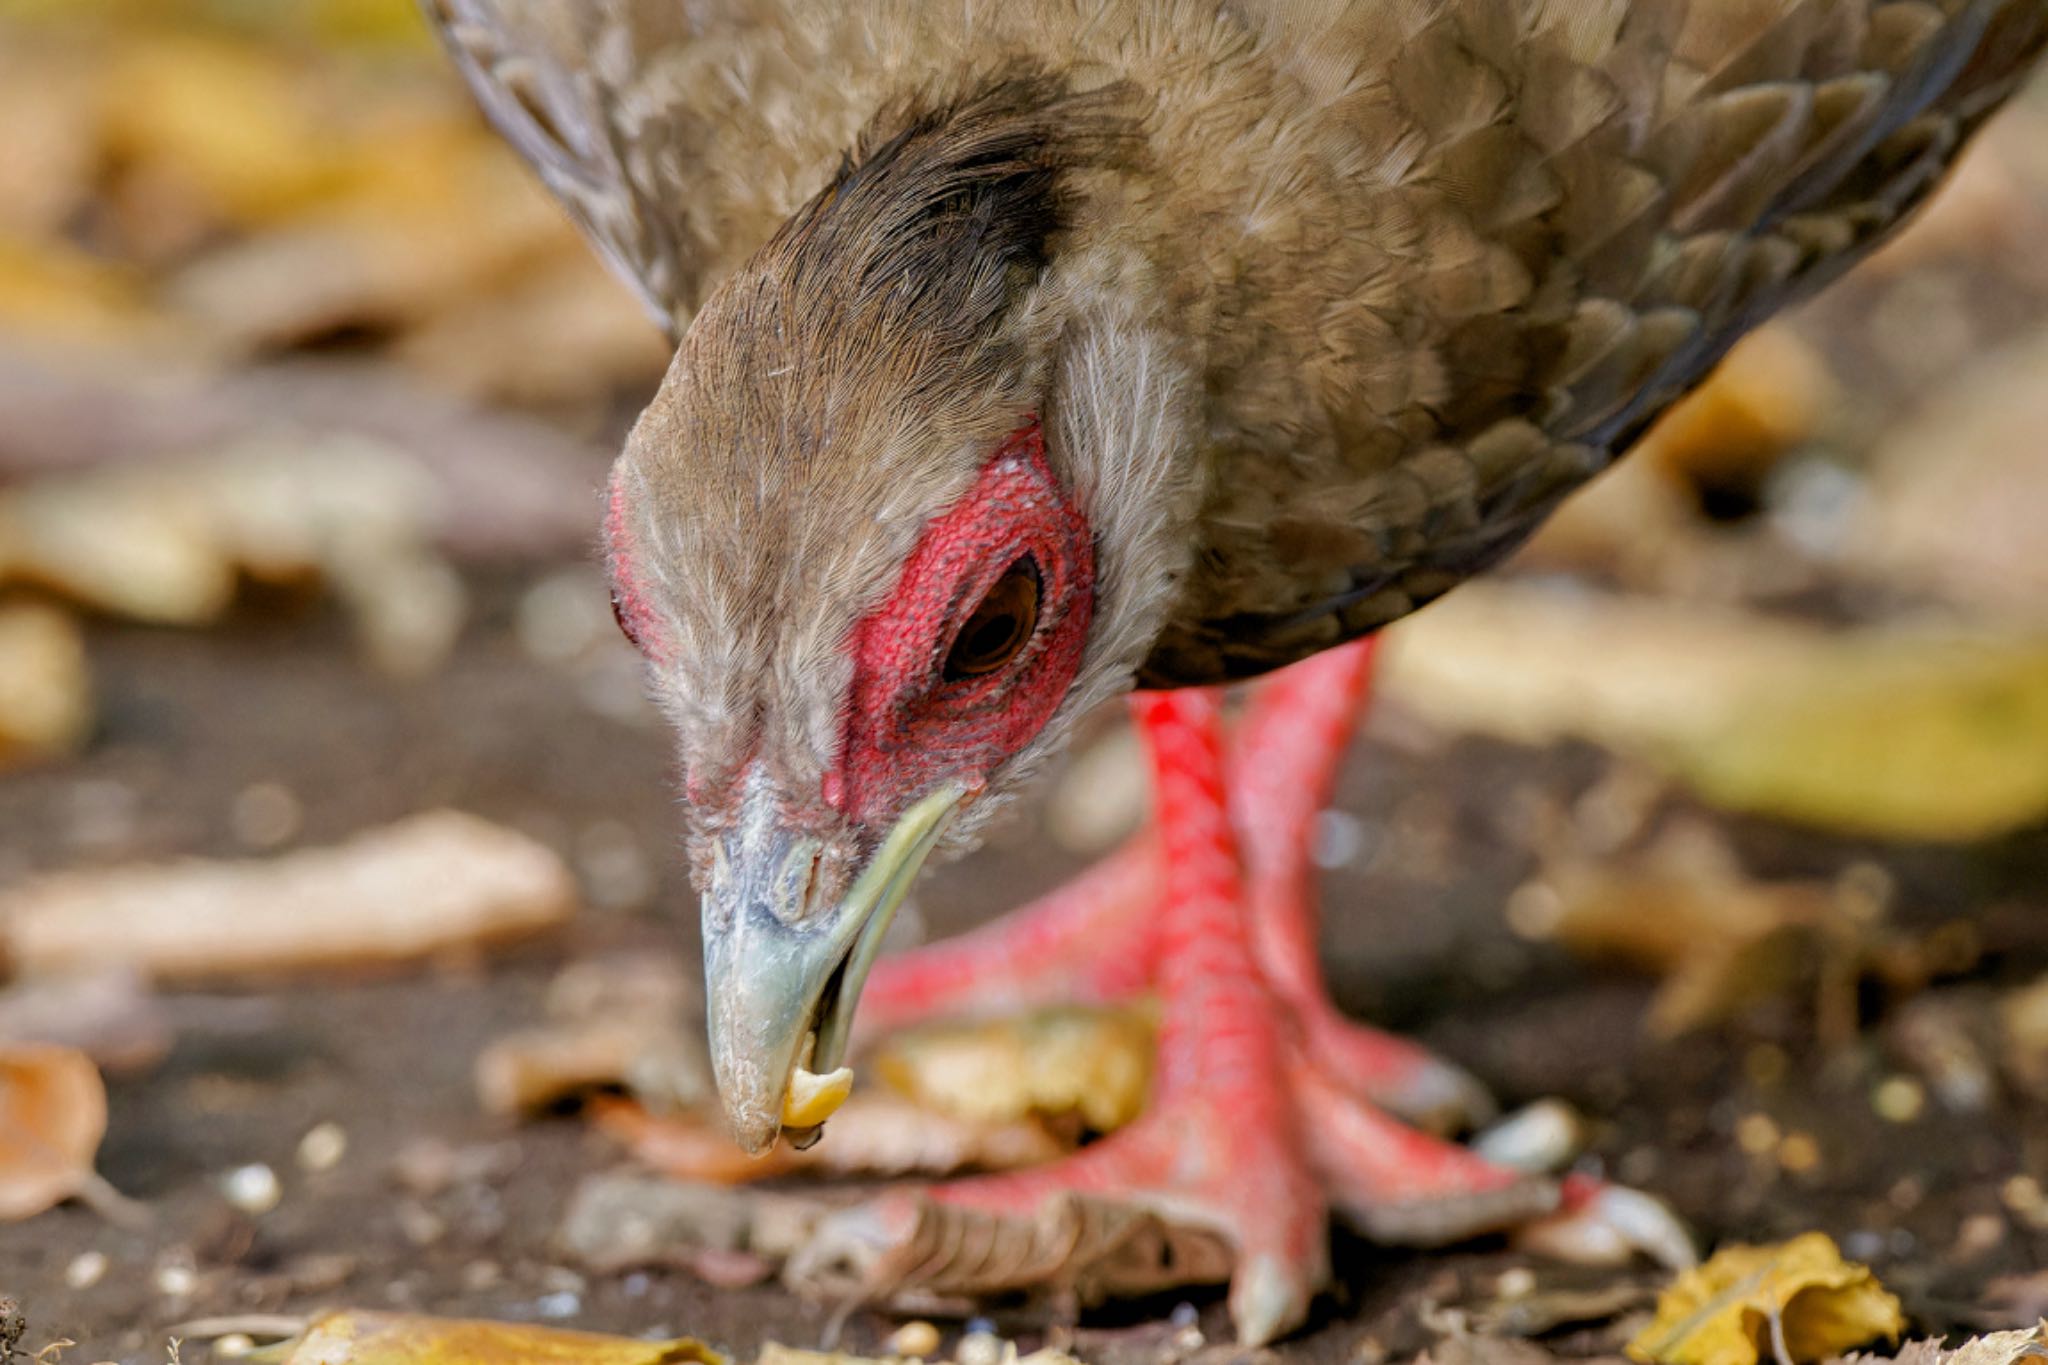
[1378,1054,1500,1135]
[1513,1179,1696,1271]
[1231,1252,1315,1348]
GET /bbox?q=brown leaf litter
[0,809,576,981]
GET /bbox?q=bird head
[602,79,1200,1153]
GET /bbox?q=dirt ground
[3,9,2048,1363]
[3,583,2046,1364]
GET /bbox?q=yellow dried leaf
[1386,584,2048,842]
[1636,327,1832,493]
[1627,1233,1903,1365]
[276,1311,721,1365]
[0,1044,108,1221]
[99,35,352,226]
[0,605,92,766]
[871,1003,1156,1132]
[0,233,163,343]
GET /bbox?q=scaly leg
[909,689,1329,1344]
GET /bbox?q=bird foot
[791,646,1690,1344]
[788,1033,1688,1345]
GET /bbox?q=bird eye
[610,588,642,650]
[943,557,1041,681]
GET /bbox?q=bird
[425,0,2047,1344]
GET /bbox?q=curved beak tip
[699,781,967,1158]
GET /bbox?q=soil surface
[3,586,2045,1365]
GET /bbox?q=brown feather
[426,0,2047,790]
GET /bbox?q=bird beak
[703,780,967,1155]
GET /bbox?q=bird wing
[1143,0,2048,683]
[421,0,889,339]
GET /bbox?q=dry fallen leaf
[871,1003,1157,1132]
[0,436,464,675]
[475,955,711,1116]
[759,1346,1083,1365]
[274,1310,721,1365]
[788,1190,1234,1310]
[2000,974,2048,1101]
[1839,321,2048,629]
[1627,1233,1904,1365]
[591,1092,1066,1184]
[0,604,91,766]
[0,970,169,1072]
[1385,583,2048,842]
[1510,822,1913,1040]
[0,809,577,981]
[0,1043,120,1222]
[1838,1325,2048,1365]
[556,1173,832,1278]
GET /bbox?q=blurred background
[2,2,2048,1362]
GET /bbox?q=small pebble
[396,1201,446,1247]
[575,820,656,912]
[1952,1211,2006,1261]
[65,1250,108,1290]
[886,1321,941,1358]
[1312,810,1369,870]
[1777,1131,1821,1175]
[155,1263,197,1298]
[229,782,303,849]
[956,1331,1004,1365]
[1504,882,1563,940]
[1888,1175,1926,1211]
[1872,1075,1926,1124]
[1495,1266,1537,1299]
[221,1163,282,1214]
[2002,1174,2048,1229]
[516,568,613,664]
[1617,1146,1662,1186]
[1734,1112,1781,1156]
[541,1266,587,1294]
[1168,1302,1200,1328]
[297,1122,348,1173]
[622,1272,651,1299]
[462,1260,503,1291]
[535,1291,581,1320]
[214,1334,256,1359]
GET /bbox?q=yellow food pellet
[1778,1131,1821,1174]
[886,1321,942,1358]
[1872,1075,1925,1124]
[781,1065,853,1128]
[1735,1112,1781,1156]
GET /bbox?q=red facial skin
[605,465,671,666]
[604,417,1095,827]
[830,417,1094,827]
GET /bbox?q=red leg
[853,838,1157,1040]
[787,646,1692,1343]
[916,689,1329,1345]
[1233,641,1496,1133]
